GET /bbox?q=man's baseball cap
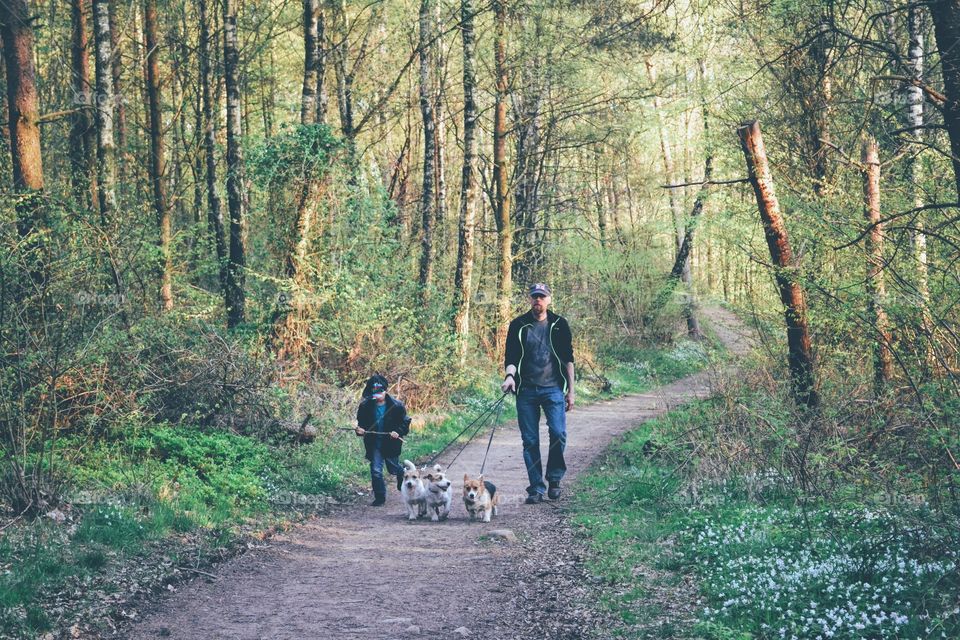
[529,283,551,297]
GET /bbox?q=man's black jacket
[503,309,574,393]
[356,394,411,461]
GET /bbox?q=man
[501,283,575,503]
[354,374,411,506]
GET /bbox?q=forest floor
[118,307,752,640]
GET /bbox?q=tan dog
[400,460,427,520]
[462,474,499,522]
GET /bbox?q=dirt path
[124,308,751,640]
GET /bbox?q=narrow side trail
[125,307,751,639]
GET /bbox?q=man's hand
[501,374,516,394]
[565,392,575,412]
[389,431,399,439]
[355,427,366,436]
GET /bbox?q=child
[354,374,411,506]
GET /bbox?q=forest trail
[123,307,752,640]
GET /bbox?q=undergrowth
[572,380,960,640]
[0,334,707,637]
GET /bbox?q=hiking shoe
[524,493,544,505]
[370,496,386,507]
[548,483,561,500]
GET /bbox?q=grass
[570,398,960,640]
[597,337,724,396]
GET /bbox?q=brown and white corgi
[462,474,499,522]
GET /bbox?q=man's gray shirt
[522,318,557,387]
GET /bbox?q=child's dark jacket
[356,393,411,461]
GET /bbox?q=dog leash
[439,393,507,470]
[424,392,507,468]
[478,396,505,475]
[337,427,405,443]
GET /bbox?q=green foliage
[248,123,343,189]
[73,504,148,548]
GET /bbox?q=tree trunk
[493,0,513,353]
[69,0,98,215]
[453,0,478,355]
[93,0,118,223]
[315,9,328,124]
[417,0,436,303]
[0,0,45,242]
[223,0,246,329]
[191,83,205,273]
[435,88,447,265]
[930,0,960,201]
[330,2,357,179]
[258,49,274,138]
[198,0,227,295]
[861,136,893,393]
[144,0,173,311]
[904,4,935,370]
[108,0,126,161]
[92,0,128,323]
[171,21,189,235]
[595,156,607,249]
[804,21,832,198]
[737,120,818,409]
[301,0,320,124]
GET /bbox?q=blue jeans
[370,446,402,498]
[516,384,567,496]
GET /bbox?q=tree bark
[330,2,357,179]
[904,4,935,369]
[493,0,513,353]
[861,136,893,393]
[930,0,960,201]
[737,120,819,409]
[435,88,447,264]
[804,21,832,198]
[144,0,173,311]
[301,0,320,124]
[315,9,328,124]
[69,0,98,215]
[417,0,436,303]
[171,18,190,235]
[0,0,45,242]
[91,0,128,323]
[453,0,478,355]
[289,0,325,286]
[108,0,126,160]
[594,155,607,249]
[223,0,246,329]
[198,0,227,295]
[92,0,118,223]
